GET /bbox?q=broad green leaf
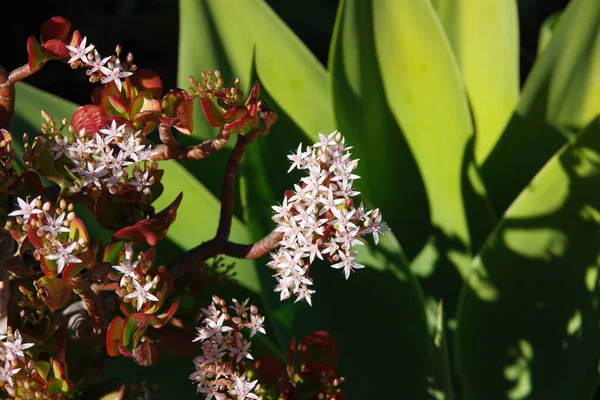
[428,300,455,400]
[432,0,520,164]
[372,0,495,280]
[177,0,334,142]
[482,0,600,216]
[537,11,562,56]
[456,117,600,399]
[240,71,430,398]
[329,0,430,259]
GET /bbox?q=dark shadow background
[1,0,569,105]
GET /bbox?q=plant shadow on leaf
[457,118,600,400]
[241,73,429,398]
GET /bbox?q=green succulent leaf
[457,117,600,399]
[482,0,600,216]
[432,0,520,164]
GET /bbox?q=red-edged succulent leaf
[27,225,44,249]
[174,99,194,135]
[51,359,68,381]
[34,277,71,310]
[132,95,162,127]
[130,313,161,326]
[108,94,128,115]
[132,321,149,347]
[100,82,126,115]
[117,340,132,358]
[224,114,254,134]
[223,106,249,122]
[61,250,94,281]
[121,315,138,347]
[67,30,82,47]
[27,36,48,71]
[69,217,89,246]
[106,316,123,356]
[71,105,103,136]
[130,69,163,99]
[35,360,51,381]
[41,39,70,59]
[103,240,127,265]
[200,97,224,127]
[40,254,59,277]
[245,81,261,106]
[153,299,179,328]
[45,378,63,394]
[162,89,189,116]
[40,16,71,42]
[112,193,183,246]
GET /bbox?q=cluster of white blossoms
[51,121,157,196]
[111,244,160,311]
[0,330,34,389]
[189,296,265,400]
[66,36,133,92]
[269,131,390,305]
[6,197,85,275]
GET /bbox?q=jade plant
[0,15,387,399]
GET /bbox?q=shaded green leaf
[457,117,600,399]
[482,0,600,216]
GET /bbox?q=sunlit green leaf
[457,117,600,399]
[482,0,600,216]
[432,0,520,164]
[537,11,562,56]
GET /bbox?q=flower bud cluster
[5,197,85,275]
[0,130,18,194]
[48,120,157,196]
[112,244,160,312]
[66,36,135,92]
[188,70,243,108]
[189,296,265,399]
[269,131,390,305]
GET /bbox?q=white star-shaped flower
[3,330,34,363]
[85,49,111,73]
[39,212,71,239]
[45,241,81,274]
[8,197,43,223]
[124,278,159,311]
[111,244,140,286]
[228,374,259,400]
[65,36,94,64]
[100,59,133,92]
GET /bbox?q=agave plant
[7,0,600,398]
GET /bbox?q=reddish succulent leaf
[132,340,160,366]
[112,193,183,246]
[40,255,59,277]
[224,114,254,134]
[153,299,179,328]
[298,331,338,366]
[174,99,194,135]
[121,315,138,347]
[71,105,103,136]
[61,250,94,281]
[128,91,147,120]
[130,69,163,98]
[117,341,132,358]
[140,97,162,114]
[40,16,71,42]
[200,97,224,127]
[157,116,178,127]
[130,313,161,326]
[102,240,127,265]
[69,217,90,245]
[27,226,44,249]
[35,360,51,381]
[245,81,261,106]
[34,277,71,310]
[107,316,123,357]
[132,321,149,347]
[27,36,48,71]
[100,82,124,115]
[67,30,82,47]
[162,89,189,115]
[91,87,103,106]
[223,106,248,122]
[108,94,128,115]
[41,39,69,59]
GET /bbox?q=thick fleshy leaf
[40,16,71,42]
[431,0,520,164]
[27,36,48,72]
[329,0,430,259]
[121,315,138,348]
[34,276,71,310]
[482,0,600,216]
[71,105,103,135]
[457,117,600,399]
[130,69,163,99]
[372,0,495,277]
[106,316,123,357]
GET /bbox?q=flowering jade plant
[0,16,387,399]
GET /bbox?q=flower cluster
[190,296,265,399]
[5,197,86,275]
[112,244,160,311]
[49,119,157,196]
[268,131,390,305]
[0,330,34,392]
[66,36,135,91]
